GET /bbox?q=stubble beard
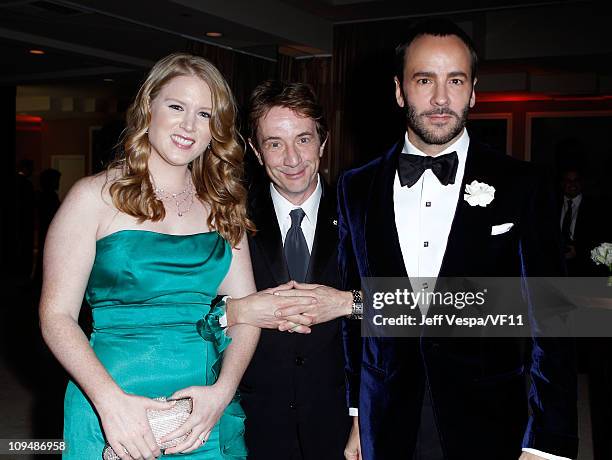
[405,99,470,146]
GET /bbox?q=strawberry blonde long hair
[107,53,254,246]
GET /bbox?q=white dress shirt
[394,129,469,288]
[270,174,322,252]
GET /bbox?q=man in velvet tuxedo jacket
[236,81,353,460]
[339,20,578,460]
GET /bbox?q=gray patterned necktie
[284,208,310,282]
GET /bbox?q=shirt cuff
[218,295,232,328]
[522,448,572,460]
[348,407,358,417]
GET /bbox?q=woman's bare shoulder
[49,168,128,238]
[62,168,123,212]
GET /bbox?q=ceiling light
[206,32,223,38]
[29,49,45,55]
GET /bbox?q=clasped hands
[227,280,353,334]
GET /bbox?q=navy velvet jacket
[337,139,578,460]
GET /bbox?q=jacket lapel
[439,141,494,277]
[306,181,338,283]
[364,141,408,278]
[249,182,290,285]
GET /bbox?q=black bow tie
[398,151,459,187]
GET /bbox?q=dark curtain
[185,41,276,115]
[332,20,417,178]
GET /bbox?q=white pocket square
[491,223,514,235]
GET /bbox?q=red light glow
[478,92,612,103]
[16,114,43,123]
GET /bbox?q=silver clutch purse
[102,397,192,460]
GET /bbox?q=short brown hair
[248,80,328,150]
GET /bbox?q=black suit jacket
[338,139,578,460]
[560,195,610,276]
[240,179,350,460]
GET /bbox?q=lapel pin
[332,219,338,226]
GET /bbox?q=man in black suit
[339,19,577,460]
[559,167,607,277]
[226,81,355,460]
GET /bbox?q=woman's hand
[96,391,175,459]
[226,280,317,332]
[161,384,233,454]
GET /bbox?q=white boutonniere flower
[464,180,495,207]
[592,242,612,286]
[591,242,612,272]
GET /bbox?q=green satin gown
[63,230,247,459]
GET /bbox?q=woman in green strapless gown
[39,54,261,459]
[62,230,247,458]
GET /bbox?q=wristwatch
[348,289,363,320]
